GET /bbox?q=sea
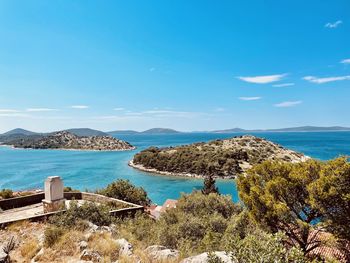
[0,132,349,205]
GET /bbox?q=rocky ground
[0,221,234,263]
[4,131,135,151]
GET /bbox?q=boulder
[115,238,133,256]
[145,245,179,260]
[0,249,8,263]
[181,251,235,263]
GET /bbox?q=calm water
[0,132,349,204]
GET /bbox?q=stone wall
[0,193,45,210]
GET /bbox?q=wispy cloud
[149,67,155,72]
[26,108,58,112]
[239,96,262,101]
[274,101,302,108]
[0,113,30,117]
[272,83,295,87]
[0,109,19,113]
[325,20,342,28]
[71,105,89,109]
[340,58,350,64]
[113,107,125,111]
[303,75,350,84]
[237,74,286,84]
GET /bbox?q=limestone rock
[181,251,235,263]
[0,249,8,263]
[79,241,88,251]
[115,238,133,256]
[145,245,179,260]
[87,222,99,233]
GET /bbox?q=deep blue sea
[0,132,349,204]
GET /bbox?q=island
[130,135,309,178]
[2,131,135,151]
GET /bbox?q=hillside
[3,131,135,151]
[1,128,38,136]
[131,135,309,178]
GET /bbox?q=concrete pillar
[42,176,66,213]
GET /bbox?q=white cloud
[0,109,19,113]
[26,108,58,112]
[340,58,350,64]
[71,105,89,109]
[237,74,286,84]
[272,83,295,87]
[239,96,262,101]
[113,107,125,111]
[274,101,302,108]
[325,20,342,28]
[303,75,350,84]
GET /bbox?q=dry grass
[88,232,120,262]
[53,230,84,257]
[7,220,31,232]
[20,238,40,261]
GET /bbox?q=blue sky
[0,0,349,132]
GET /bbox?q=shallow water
[0,132,349,204]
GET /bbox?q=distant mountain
[64,128,109,137]
[212,126,350,133]
[141,128,180,134]
[265,126,350,132]
[108,130,139,135]
[2,128,38,136]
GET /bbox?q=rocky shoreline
[128,160,234,179]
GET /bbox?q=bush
[0,189,13,199]
[50,201,113,228]
[97,179,151,206]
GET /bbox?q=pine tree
[202,175,219,195]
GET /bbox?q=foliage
[119,191,242,255]
[227,230,307,263]
[0,188,13,199]
[237,159,324,253]
[63,186,80,192]
[97,179,151,206]
[50,201,113,228]
[237,157,350,255]
[133,143,244,178]
[133,135,304,178]
[308,157,350,240]
[202,175,219,195]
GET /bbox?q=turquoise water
[0,132,350,204]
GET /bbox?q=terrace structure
[0,176,143,226]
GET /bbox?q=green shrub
[50,201,113,228]
[97,179,151,206]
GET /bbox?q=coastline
[128,160,235,179]
[0,144,136,152]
